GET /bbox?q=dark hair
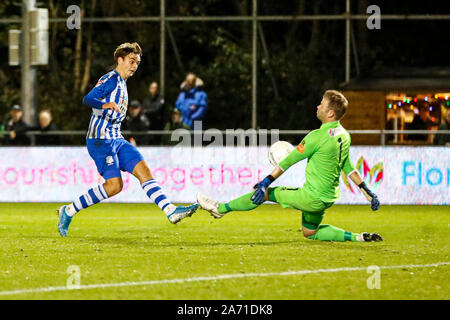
[113,42,142,62]
[323,90,348,120]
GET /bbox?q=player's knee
[113,180,124,195]
[104,178,123,196]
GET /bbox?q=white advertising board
[0,146,448,205]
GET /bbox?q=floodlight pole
[345,0,351,83]
[251,0,257,129]
[160,0,165,99]
[21,0,37,125]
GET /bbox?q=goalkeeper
[197,90,382,242]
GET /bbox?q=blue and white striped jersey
[83,70,128,140]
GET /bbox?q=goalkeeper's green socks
[308,224,360,242]
[218,192,259,214]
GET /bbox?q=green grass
[0,203,448,300]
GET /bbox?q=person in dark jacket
[31,109,61,146]
[433,108,450,146]
[408,105,440,143]
[161,108,191,146]
[122,99,151,146]
[142,82,166,144]
[142,81,165,130]
[5,104,30,145]
[175,73,207,129]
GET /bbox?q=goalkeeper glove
[251,175,275,205]
[358,182,380,211]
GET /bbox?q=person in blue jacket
[175,72,207,129]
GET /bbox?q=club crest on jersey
[105,156,114,166]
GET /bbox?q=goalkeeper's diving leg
[197,165,283,218]
[197,189,264,219]
[301,211,382,242]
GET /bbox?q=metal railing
[0,130,449,146]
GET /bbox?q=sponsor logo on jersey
[118,98,127,115]
[296,145,305,153]
[296,140,306,153]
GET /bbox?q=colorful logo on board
[342,157,383,193]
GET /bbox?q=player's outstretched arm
[251,166,284,205]
[348,171,380,211]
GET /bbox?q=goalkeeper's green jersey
[278,121,356,203]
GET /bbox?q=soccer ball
[268,141,295,166]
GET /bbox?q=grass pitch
[0,203,448,300]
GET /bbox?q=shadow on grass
[66,236,302,248]
[24,233,386,253]
[20,228,386,252]
[301,240,387,252]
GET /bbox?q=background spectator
[433,109,450,146]
[33,109,60,146]
[175,72,207,129]
[142,81,165,131]
[122,99,151,146]
[408,105,434,142]
[161,108,190,146]
[4,104,30,146]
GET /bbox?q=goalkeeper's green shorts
[268,186,333,230]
